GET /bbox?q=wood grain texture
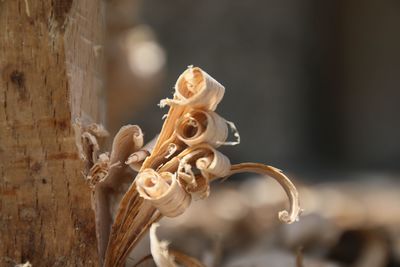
[0,0,104,266]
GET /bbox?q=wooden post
[0,0,104,266]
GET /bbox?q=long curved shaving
[227,163,301,224]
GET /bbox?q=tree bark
[0,0,104,266]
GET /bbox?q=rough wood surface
[0,1,104,266]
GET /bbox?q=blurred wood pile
[128,175,400,267]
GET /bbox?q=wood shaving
[176,110,228,147]
[103,66,301,267]
[159,66,225,111]
[228,163,301,224]
[82,131,100,163]
[149,223,178,267]
[137,169,191,217]
[149,223,206,267]
[87,123,110,138]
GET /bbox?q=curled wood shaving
[176,109,228,147]
[175,144,230,197]
[87,125,145,264]
[104,66,301,267]
[137,169,191,217]
[82,131,100,164]
[160,144,230,178]
[165,143,180,159]
[193,145,231,178]
[86,153,112,188]
[219,120,241,146]
[159,66,224,111]
[86,125,144,189]
[103,125,144,187]
[73,119,108,164]
[227,163,302,224]
[87,123,109,138]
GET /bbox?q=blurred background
[104,0,400,266]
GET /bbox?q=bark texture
[0,0,104,266]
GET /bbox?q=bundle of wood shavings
[87,66,301,267]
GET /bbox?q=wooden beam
[0,0,104,266]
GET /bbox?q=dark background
[104,2,400,266]
[106,0,400,178]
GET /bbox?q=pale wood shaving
[149,223,206,267]
[219,120,240,146]
[86,153,112,188]
[227,163,302,224]
[126,135,159,171]
[82,131,100,163]
[176,110,228,147]
[150,223,178,267]
[159,66,225,111]
[87,123,109,138]
[193,145,231,178]
[126,150,150,172]
[73,118,108,163]
[103,66,301,267]
[137,169,191,217]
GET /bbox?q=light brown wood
[103,67,301,267]
[0,0,104,266]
